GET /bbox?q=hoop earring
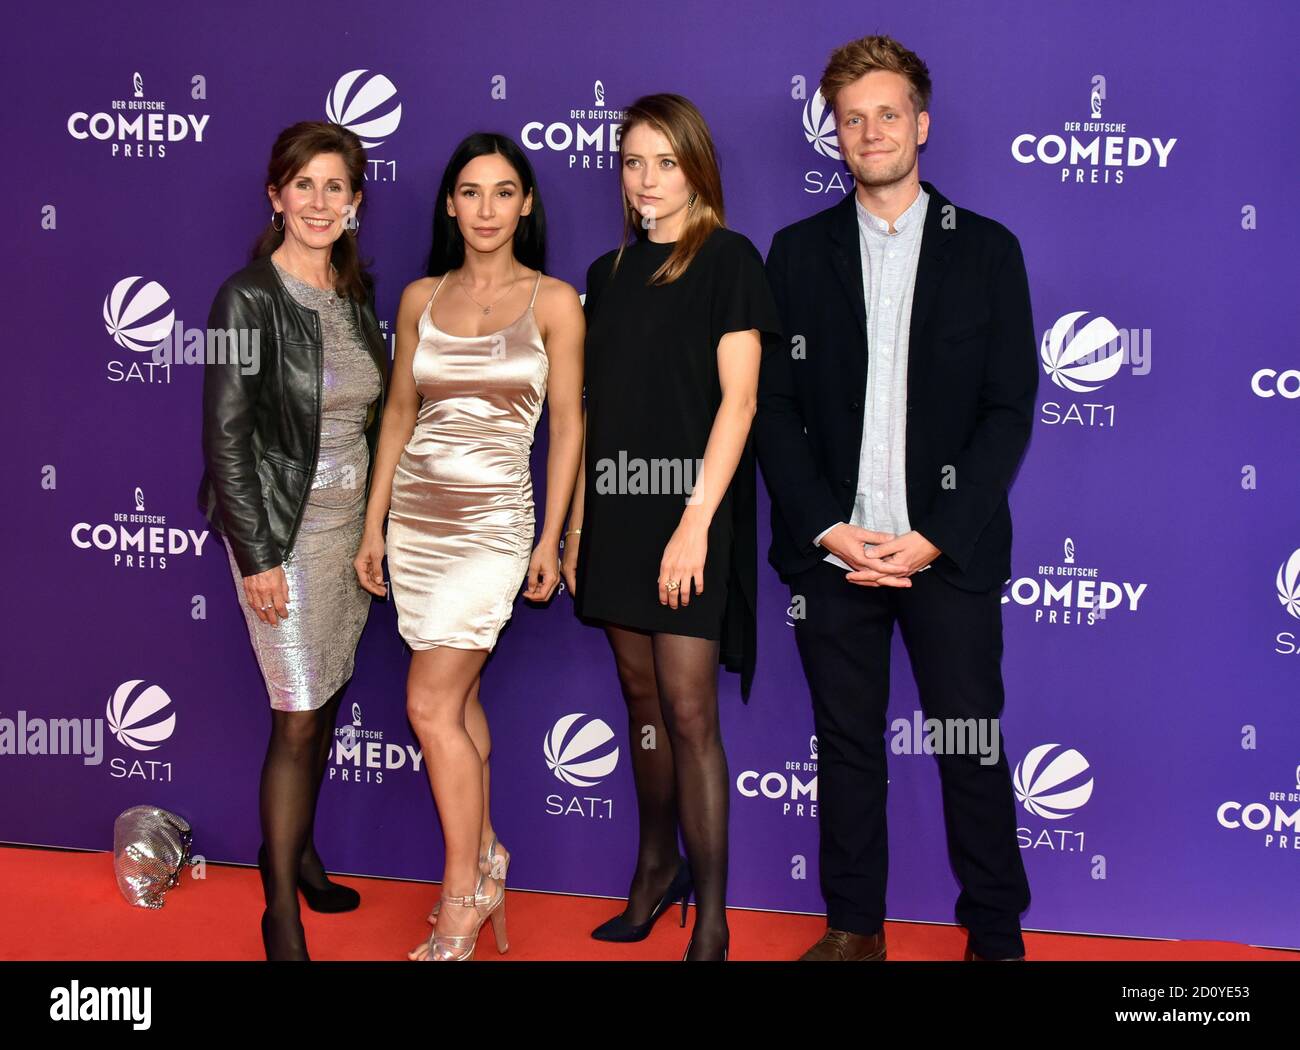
[271,210,285,232]
[687,192,698,211]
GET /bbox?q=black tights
[259,680,347,957]
[606,626,730,959]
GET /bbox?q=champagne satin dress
[386,272,548,650]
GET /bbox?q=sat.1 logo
[107,679,178,782]
[1013,743,1093,852]
[543,713,619,819]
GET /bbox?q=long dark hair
[252,121,373,303]
[426,133,546,276]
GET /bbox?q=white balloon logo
[326,70,402,148]
[1013,743,1093,820]
[1040,310,1124,393]
[802,89,841,161]
[1277,548,1300,620]
[106,680,176,751]
[102,277,174,353]
[544,713,619,787]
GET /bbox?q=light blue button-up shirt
[819,185,929,570]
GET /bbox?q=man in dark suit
[756,35,1036,961]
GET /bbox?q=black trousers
[790,559,1030,958]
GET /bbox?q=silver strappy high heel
[413,872,507,962]
[426,835,511,924]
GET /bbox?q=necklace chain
[457,265,519,315]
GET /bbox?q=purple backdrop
[2,0,1297,950]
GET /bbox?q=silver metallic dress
[223,260,382,711]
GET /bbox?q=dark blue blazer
[755,180,1038,592]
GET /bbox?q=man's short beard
[851,156,915,189]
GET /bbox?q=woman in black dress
[561,94,781,961]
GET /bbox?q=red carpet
[1,845,1293,961]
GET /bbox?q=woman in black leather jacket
[198,121,388,961]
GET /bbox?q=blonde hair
[614,93,725,285]
[819,35,932,117]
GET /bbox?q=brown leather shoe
[799,927,886,961]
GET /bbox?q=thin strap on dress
[528,271,542,309]
[421,275,448,328]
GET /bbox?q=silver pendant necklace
[458,264,518,315]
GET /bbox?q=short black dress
[574,226,783,700]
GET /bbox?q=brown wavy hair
[252,121,372,303]
[614,94,725,285]
[819,35,932,117]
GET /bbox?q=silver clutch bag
[112,805,193,908]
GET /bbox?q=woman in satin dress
[354,133,584,961]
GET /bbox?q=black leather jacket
[197,254,389,577]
